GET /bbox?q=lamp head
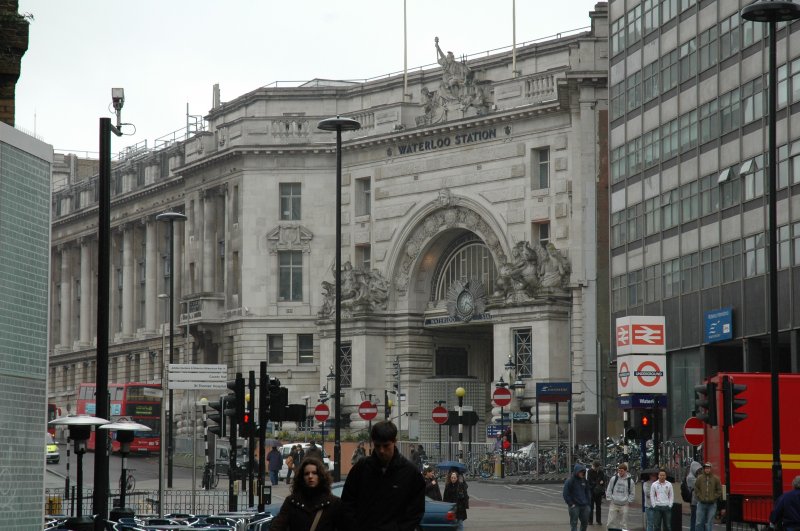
[455,387,466,398]
[317,115,362,132]
[111,88,125,111]
[742,0,800,22]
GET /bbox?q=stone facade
[48,4,609,445]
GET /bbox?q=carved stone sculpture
[494,241,571,300]
[318,262,390,318]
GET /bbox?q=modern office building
[48,3,610,445]
[0,121,53,528]
[608,0,800,437]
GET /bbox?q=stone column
[79,238,92,345]
[193,192,204,294]
[145,217,158,333]
[174,213,184,306]
[202,189,216,292]
[59,245,72,348]
[122,225,135,337]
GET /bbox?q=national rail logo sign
[615,316,667,355]
[617,355,668,394]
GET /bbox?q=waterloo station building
[48,3,610,445]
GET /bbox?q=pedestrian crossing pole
[201,399,208,490]
[456,387,466,463]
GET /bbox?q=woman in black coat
[270,457,341,531]
[442,470,468,530]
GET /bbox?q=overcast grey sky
[15,0,601,156]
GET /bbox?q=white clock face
[457,291,474,314]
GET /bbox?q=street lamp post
[317,115,361,482]
[455,387,466,463]
[156,210,187,488]
[157,292,168,508]
[741,0,800,503]
[99,418,151,522]
[319,387,329,443]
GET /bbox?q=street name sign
[167,364,227,390]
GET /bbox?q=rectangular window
[355,245,371,270]
[742,76,764,124]
[790,58,800,104]
[793,222,800,265]
[626,70,642,112]
[645,264,661,303]
[661,49,679,92]
[744,155,765,201]
[627,4,642,45]
[533,221,550,247]
[611,16,625,56]
[611,82,626,121]
[722,240,742,283]
[513,329,533,378]
[532,148,550,189]
[355,177,371,216]
[627,203,642,243]
[661,118,679,160]
[612,274,626,312]
[679,109,698,151]
[720,88,741,135]
[719,14,740,60]
[662,0,677,22]
[278,250,303,301]
[699,98,719,144]
[679,0,696,11]
[700,174,719,216]
[663,258,681,298]
[611,210,626,248]
[778,145,789,189]
[627,137,642,175]
[779,224,791,269]
[643,0,660,35]
[699,26,718,72]
[681,252,699,293]
[680,180,699,223]
[645,197,661,236]
[643,128,660,168]
[340,342,352,388]
[793,146,800,186]
[628,269,643,307]
[744,234,766,277]
[298,334,314,364]
[701,247,720,289]
[268,334,283,364]
[643,61,659,103]
[742,19,764,47]
[662,189,680,230]
[720,172,741,209]
[778,63,789,108]
[611,145,627,183]
[679,38,697,83]
[279,183,301,220]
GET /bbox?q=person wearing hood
[563,463,592,531]
[686,460,703,531]
[270,456,341,531]
[605,462,635,531]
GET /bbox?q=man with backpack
[605,462,635,531]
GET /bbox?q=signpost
[683,416,705,447]
[358,400,377,435]
[167,364,227,390]
[492,387,513,478]
[314,403,329,443]
[492,387,512,407]
[432,405,448,463]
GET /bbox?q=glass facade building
[0,122,52,528]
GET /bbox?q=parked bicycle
[201,461,219,489]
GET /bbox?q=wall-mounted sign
[536,382,572,403]
[617,394,668,409]
[704,307,733,343]
[617,354,667,394]
[616,316,666,355]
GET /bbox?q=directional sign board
[168,364,227,390]
[358,401,378,421]
[432,406,448,425]
[492,387,512,407]
[684,417,705,446]
[314,403,330,422]
[616,316,666,355]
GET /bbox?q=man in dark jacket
[341,420,425,531]
[563,463,592,531]
[771,475,800,531]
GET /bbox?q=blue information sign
[487,424,504,438]
[617,394,668,409]
[704,307,733,343]
[536,382,572,403]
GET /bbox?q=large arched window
[433,234,498,301]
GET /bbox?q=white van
[277,442,334,479]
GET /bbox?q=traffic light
[241,411,254,437]
[208,396,227,438]
[267,378,287,422]
[722,376,748,426]
[694,382,717,426]
[226,373,245,426]
[627,409,653,440]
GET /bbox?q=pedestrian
[351,441,366,466]
[563,463,592,531]
[341,420,425,531]
[649,468,674,531]
[643,470,658,531]
[686,460,702,531]
[297,444,306,464]
[587,460,606,525]
[423,465,442,501]
[410,444,422,472]
[417,444,428,466]
[694,462,722,531]
[306,440,323,461]
[605,462,635,531]
[443,470,469,530]
[770,474,800,531]
[270,456,342,531]
[286,444,300,485]
[268,445,283,486]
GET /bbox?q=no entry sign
[684,417,705,446]
[358,401,378,421]
[432,406,448,425]
[314,403,330,422]
[492,387,512,407]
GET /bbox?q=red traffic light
[641,415,650,426]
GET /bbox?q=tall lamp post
[741,0,800,503]
[156,210,187,488]
[455,387,466,463]
[157,292,168,509]
[99,418,151,522]
[317,115,361,482]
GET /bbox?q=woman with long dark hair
[442,469,469,530]
[270,457,341,531]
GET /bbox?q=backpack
[611,474,633,494]
[680,477,693,502]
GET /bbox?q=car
[277,443,334,480]
[46,433,60,464]
[259,481,458,530]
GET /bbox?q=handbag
[309,508,323,531]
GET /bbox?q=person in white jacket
[650,469,675,531]
[605,463,636,531]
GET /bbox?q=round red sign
[314,403,330,422]
[618,361,630,387]
[634,360,664,387]
[358,400,378,421]
[432,406,448,425]
[684,416,705,446]
[493,387,512,407]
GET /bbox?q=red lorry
[698,372,800,526]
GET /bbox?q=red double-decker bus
[76,382,161,454]
[47,403,61,437]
